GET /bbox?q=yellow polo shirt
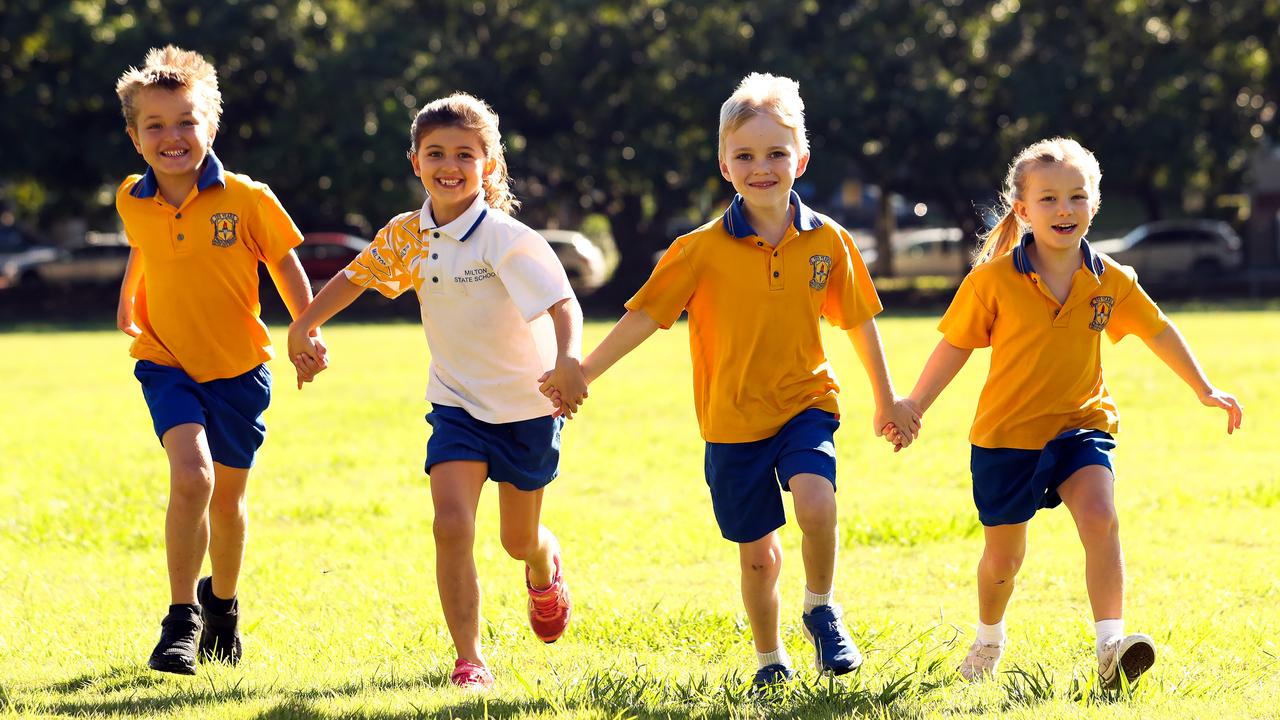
[627,191,882,443]
[939,237,1168,449]
[116,151,303,382]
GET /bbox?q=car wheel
[19,269,44,287]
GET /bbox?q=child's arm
[907,338,973,415]
[846,318,922,446]
[266,250,328,388]
[542,297,588,419]
[539,309,660,406]
[116,247,143,337]
[1142,322,1243,434]
[285,272,365,389]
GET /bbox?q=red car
[295,233,370,286]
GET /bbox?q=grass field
[1,305,1277,719]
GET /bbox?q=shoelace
[452,662,492,687]
[530,583,564,621]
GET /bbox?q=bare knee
[170,459,214,506]
[740,541,783,581]
[980,548,1025,582]
[1075,503,1120,540]
[433,509,476,549]
[209,491,247,526]
[499,527,538,561]
[794,501,836,538]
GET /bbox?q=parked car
[1090,220,1243,282]
[539,229,608,295]
[1,241,129,288]
[295,232,370,286]
[891,227,967,277]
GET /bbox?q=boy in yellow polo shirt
[114,46,323,675]
[904,137,1243,688]
[541,73,921,688]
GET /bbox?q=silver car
[1090,220,1243,282]
[540,229,609,296]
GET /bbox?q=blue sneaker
[751,663,795,693]
[801,604,863,675]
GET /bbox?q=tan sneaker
[959,639,1004,681]
[1098,633,1155,689]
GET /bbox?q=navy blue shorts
[970,429,1116,527]
[425,404,564,492]
[704,408,839,543]
[134,360,272,470]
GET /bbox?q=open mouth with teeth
[159,148,189,158]
[436,178,464,188]
[1051,223,1078,234]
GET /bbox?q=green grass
[1,307,1278,719]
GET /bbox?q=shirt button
[1053,309,1060,316]
[177,234,184,241]
[757,241,763,247]
[175,213,182,219]
[433,232,440,239]
[773,251,778,257]
[773,271,780,278]
[431,253,438,260]
[432,276,439,283]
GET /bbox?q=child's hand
[1199,386,1243,434]
[877,397,922,450]
[116,297,141,338]
[537,358,588,419]
[287,326,328,390]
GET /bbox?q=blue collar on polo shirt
[421,193,489,243]
[1011,233,1105,276]
[722,190,824,239]
[129,150,227,199]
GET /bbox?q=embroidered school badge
[1089,296,1115,331]
[210,213,239,248]
[809,254,832,291]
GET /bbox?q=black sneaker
[148,604,201,675]
[196,576,242,664]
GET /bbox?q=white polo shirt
[344,194,574,423]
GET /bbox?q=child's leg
[430,459,489,664]
[207,462,250,599]
[496,483,555,586]
[976,522,1028,624]
[788,474,837,595]
[739,532,784,653]
[1056,465,1122,621]
[161,423,217,604]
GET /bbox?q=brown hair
[115,46,222,131]
[975,137,1101,265]
[407,93,518,214]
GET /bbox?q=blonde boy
[542,74,920,687]
[115,46,321,674]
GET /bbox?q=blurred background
[2,0,1279,320]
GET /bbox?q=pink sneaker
[450,658,495,690]
[527,551,571,643]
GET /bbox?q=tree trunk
[874,189,896,277]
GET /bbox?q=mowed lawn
[1,305,1277,719]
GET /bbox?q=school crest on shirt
[210,213,239,248]
[809,254,832,291]
[1089,296,1115,331]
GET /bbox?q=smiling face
[1013,162,1097,253]
[410,125,496,226]
[719,113,809,210]
[126,86,216,191]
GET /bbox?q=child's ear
[795,151,811,178]
[718,156,732,183]
[126,126,143,155]
[1012,199,1028,222]
[410,152,422,178]
[484,157,497,177]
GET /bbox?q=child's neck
[155,171,199,208]
[741,198,794,247]
[1027,239,1082,302]
[430,191,481,227]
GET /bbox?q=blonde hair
[407,93,519,215]
[115,46,222,131]
[975,137,1102,265]
[718,73,809,160]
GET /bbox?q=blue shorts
[134,360,272,470]
[425,404,565,492]
[970,429,1116,527]
[704,408,839,543]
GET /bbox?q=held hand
[116,299,141,338]
[1199,387,1243,434]
[538,359,588,419]
[287,325,328,390]
[876,397,923,449]
[882,422,906,453]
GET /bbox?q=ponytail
[974,208,1023,265]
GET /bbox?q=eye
[1072,194,1088,201]
[180,120,196,127]
[734,153,751,161]
[427,150,443,158]
[1040,195,1055,202]
[458,152,474,160]
[769,151,787,159]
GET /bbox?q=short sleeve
[625,241,696,329]
[115,177,141,248]
[821,229,883,329]
[247,186,304,263]
[1104,268,1169,342]
[494,230,574,322]
[938,274,995,348]
[344,223,414,299]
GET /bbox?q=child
[114,46,323,674]
[540,74,921,689]
[286,93,586,691]
[902,137,1243,687]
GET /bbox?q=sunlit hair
[407,93,518,215]
[975,137,1101,265]
[115,46,222,132]
[718,73,809,160]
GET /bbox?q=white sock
[757,646,791,669]
[803,586,833,613]
[976,619,1006,646]
[1095,618,1124,655]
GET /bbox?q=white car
[1090,220,1243,282]
[539,229,608,296]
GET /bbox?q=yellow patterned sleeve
[344,223,415,299]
